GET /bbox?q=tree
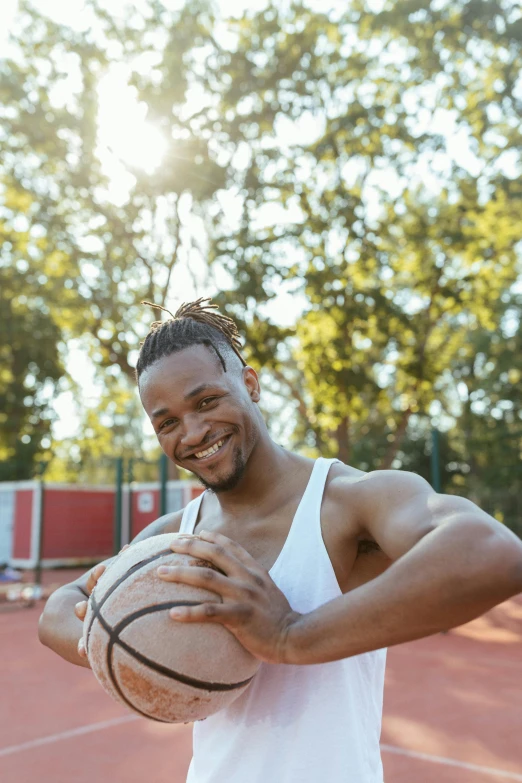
[1,0,520,519]
[0,0,226,381]
[204,0,521,473]
[0,211,63,478]
[0,0,227,476]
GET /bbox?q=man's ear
[243,366,260,402]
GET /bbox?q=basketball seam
[85,549,174,652]
[87,568,255,721]
[113,602,255,690]
[83,549,188,723]
[91,596,254,692]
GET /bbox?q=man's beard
[195,445,248,493]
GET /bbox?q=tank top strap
[292,457,340,532]
[179,492,206,534]
[269,457,340,581]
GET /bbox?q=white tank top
[179,457,387,783]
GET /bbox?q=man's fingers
[169,601,248,625]
[77,637,87,658]
[199,530,266,571]
[86,563,106,594]
[75,600,88,620]
[157,565,241,598]
[170,534,255,578]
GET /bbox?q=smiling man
[39,298,522,783]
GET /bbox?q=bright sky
[1,0,519,443]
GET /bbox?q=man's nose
[179,414,211,448]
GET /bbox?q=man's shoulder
[326,465,432,519]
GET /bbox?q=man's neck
[212,441,307,518]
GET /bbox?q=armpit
[357,538,382,555]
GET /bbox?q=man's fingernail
[157,566,171,574]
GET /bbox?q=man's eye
[159,419,176,430]
[200,397,218,408]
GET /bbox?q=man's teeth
[194,439,225,459]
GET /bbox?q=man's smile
[183,434,233,465]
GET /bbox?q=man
[39,298,522,783]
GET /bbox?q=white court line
[2,720,521,782]
[381,744,522,781]
[0,715,139,758]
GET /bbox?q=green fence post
[431,428,441,493]
[160,453,168,516]
[114,458,123,555]
[128,458,134,543]
[34,479,45,587]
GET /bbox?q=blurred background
[0,2,521,781]
[1,0,521,527]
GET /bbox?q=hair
[135,298,246,383]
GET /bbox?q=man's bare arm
[38,510,183,666]
[284,472,522,663]
[37,562,112,668]
[153,473,522,665]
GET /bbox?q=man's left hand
[157,531,301,664]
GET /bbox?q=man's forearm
[285,518,522,665]
[38,586,91,668]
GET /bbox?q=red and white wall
[0,480,203,569]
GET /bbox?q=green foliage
[0,190,63,478]
[208,1,521,483]
[0,0,226,376]
[0,0,520,532]
[0,0,228,475]
[43,376,157,484]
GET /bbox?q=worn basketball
[83,533,260,723]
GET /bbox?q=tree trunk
[334,416,350,463]
[379,407,412,469]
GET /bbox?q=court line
[2,720,522,782]
[0,715,139,758]
[381,744,522,781]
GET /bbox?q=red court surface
[1,571,521,783]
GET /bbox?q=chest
[195,498,300,573]
[194,495,366,593]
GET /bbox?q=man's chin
[195,453,247,493]
[197,470,244,494]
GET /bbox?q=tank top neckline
[183,457,334,576]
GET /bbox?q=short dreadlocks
[135,298,246,383]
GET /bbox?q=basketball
[83,533,260,723]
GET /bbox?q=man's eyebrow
[151,406,170,420]
[184,383,219,401]
[151,384,219,419]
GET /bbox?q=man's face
[139,344,260,493]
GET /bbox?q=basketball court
[1,572,521,783]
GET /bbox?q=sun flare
[97,66,167,177]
